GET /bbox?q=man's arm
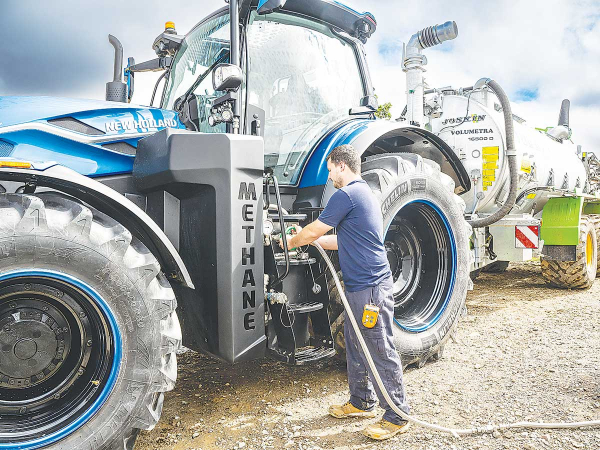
[314,234,338,250]
[287,219,333,250]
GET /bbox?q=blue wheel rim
[384,199,457,332]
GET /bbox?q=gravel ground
[135,261,600,450]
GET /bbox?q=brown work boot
[328,401,377,419]
[362,419,410,440]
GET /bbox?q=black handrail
[266,174,290,288]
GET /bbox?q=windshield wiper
[173,48,230,113]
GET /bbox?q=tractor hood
[0,96,183,177]
[0,96,182,132]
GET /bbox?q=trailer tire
[0,193,180,450]
[328,153,470,368]
[541,216,597,289]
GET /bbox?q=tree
[374,95,392,120]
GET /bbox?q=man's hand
[279,225,302,250]
[278,220,333,251]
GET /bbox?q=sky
[1,0,599,150]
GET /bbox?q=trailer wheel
[328,154,470,368]
[541,216,597,289]
[0,193,180,450]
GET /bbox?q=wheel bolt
[87,340,93,347]
[24,284,31,290]
[54,393,60,399]
[9,303,16,309]
[77,368,84,376]
[19,407,26,414]
[79,311,86,318]
[42,306,49,311]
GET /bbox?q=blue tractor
[0,1,470,448]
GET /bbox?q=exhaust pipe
[548,99,571,141]
[558,99,570,127]
[403,21,458,126]
[106,34,128,103]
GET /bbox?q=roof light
[165,21,175,30]
[0,161,32,169]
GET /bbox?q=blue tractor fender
[299,119,471,199]
[0,162,194,289]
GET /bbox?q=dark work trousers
[344,276,410,424]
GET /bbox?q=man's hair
[326,144,361,174]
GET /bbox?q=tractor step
[268,345,336,365]
[287,301,323,313]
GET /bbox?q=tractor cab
[157,0,377,185]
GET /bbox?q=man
[282,144,410,440]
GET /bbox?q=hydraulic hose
[314,241,600,437]
[468,79,517,228]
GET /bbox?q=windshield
[247,11,365,184]
[162,13,230,132]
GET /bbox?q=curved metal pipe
[404,21,458,126]
[108,35,124,82]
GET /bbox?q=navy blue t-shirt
[318,179,391,292]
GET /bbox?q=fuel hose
[313,242,600,437]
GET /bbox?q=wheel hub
[586,231,593,267]
[0,300,71,387]
[385,222,422,307]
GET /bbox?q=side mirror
[257,0,287,15]
[212,64,243,92]
[360,95,379,111]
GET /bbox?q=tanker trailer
[401,25,600,289]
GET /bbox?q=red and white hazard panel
[515,225,539,249]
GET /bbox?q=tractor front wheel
[0,193,180,450]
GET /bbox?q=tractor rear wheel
[0,193,180,450]
[328,153,470,368]
[541,216,597,289]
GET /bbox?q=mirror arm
[128,57,173,73]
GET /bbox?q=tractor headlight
[212,64,243,92]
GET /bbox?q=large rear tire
[0,193,180,450]
[329,154,470,367]
[541,216,597,289]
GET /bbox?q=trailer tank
[429,90,586,217]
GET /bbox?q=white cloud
[343,0,600,151]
